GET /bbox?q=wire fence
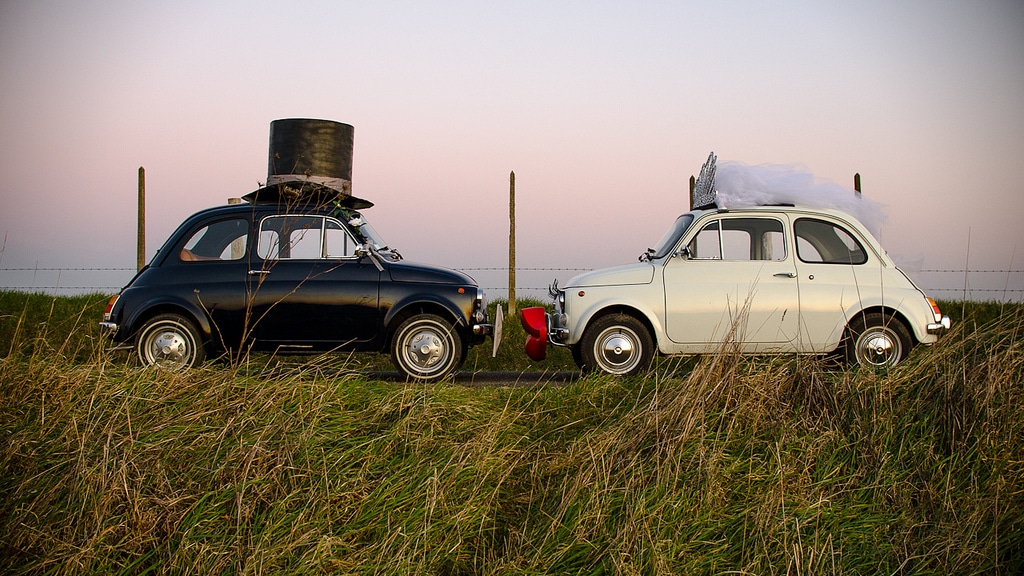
[911,268,1024,301]
[0,267,137,292]
[1,266,1022,302]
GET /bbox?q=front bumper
[465,287,495,344]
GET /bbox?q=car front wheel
[391,314,464,381]
[845,312,913,368]
[135,313,205,370]
[580,313,654,376]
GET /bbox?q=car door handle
[248,269,271,276]
[773,272,797,278]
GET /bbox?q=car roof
[184,201,360,219]
[690,204,866,222]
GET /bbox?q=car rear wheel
[845,312,913,368]
[136,313,205,370]
[391,314,463,381]
[580,313,654,376]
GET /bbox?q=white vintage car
[521,155,951,375]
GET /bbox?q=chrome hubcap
[407,330,444,368]
[596,328,640,373]
[152,330,187,361]
[858,330,900,367]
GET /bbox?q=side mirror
[678,245,692,259]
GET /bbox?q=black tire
[845,312,913,368]
[570,343,585,370]
[580,313,654,376]
[391,314,464,381]
[135,313,206,370]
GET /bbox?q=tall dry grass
[1,293,1021,574]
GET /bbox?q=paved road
[248,365,582,386]
[376,370,582,386]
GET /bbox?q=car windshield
[650,214,694,259]
[350,215,402,259]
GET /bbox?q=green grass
[1,292,1022,574]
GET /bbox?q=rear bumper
[927,315,951,336]
[99,321,118,337]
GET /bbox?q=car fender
[121,293,214,341]
[564,283,667,349]
[383,291,469,334]
[844,291,935,344]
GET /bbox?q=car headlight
[474,288,488,323]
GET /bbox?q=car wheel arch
[844,306,918,346]
[579,305,659,347]
[843,308,916,367]
[385,300,466,348]
[127,301,212,345]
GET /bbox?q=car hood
[388,261,477,285]
[564,263,655,288]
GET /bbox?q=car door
[663,214,800,352]
[173,215,252,351]
[791,216,878,352]
[248,214,381,349]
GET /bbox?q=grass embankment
[1,292,1022,574]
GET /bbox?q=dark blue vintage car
[100,197,493,381]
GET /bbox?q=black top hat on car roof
[243,118,374,209]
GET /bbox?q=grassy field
[1,291,1022,574]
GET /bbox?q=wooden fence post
[508,170,516,317]
[228,197,243,259]
[137,167,146,271]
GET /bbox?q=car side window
[257,215,358,260]
[691,221,722,259]
[180,218,248,262]
[324,218,360,258]
[794,218,866,264]
[688,218,785,261]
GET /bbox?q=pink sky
[1,1,1023,300]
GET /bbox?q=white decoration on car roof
[714,161,888,237]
